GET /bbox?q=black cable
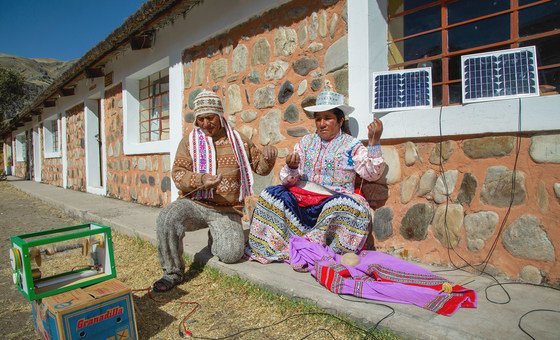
[300,328,336,340]
[518,309,560,340]
[191,311,377,340]
[338,294,396,332]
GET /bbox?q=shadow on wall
[359,171,389,210]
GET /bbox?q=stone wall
[40,125,63,187]
[181,0,349,178]
[14,161,26,178]
[367,134,560,284]
[104,84,172,207]
[66,103,86,191]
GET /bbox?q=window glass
[449,83,463,104]
[448,14,510,52]
[140,110,149,122]
[139,78,148,89]
[51,120,59,153]
[520,35,560,66]
[140,122,149,133]
[538,67,560,92]
[139,88,149,100]
[447,0,509,25]
[432,85,442,106]
[404,0,436,11]
[519,0,560,37]
[390,5,440,37]
[519,0,543,5]
[138,69,169,142]
[391,31,441,63]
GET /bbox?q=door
[26,129,33,180]
[85,97,104,194]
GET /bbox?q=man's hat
[193,90,224,118]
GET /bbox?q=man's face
[195,114,222,137]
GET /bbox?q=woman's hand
[367,118,383,145]
[262,145,278,161]
[285,152,300,169]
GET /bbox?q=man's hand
[285,152,300,169]
[367,118,383,145]
[262,145,278,161]
[201,173,222,189]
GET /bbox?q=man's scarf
[188,117,253,201]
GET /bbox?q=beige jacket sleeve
[171,135,203,195]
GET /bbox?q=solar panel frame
[371,67,433,113]
[461,46,540,104]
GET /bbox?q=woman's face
[314,110,343,141]
[195,114,222,137]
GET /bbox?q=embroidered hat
[193,90,224,118]
[303,90,355,116]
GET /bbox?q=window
[388,0,560,106]
[15,133,26,162]
[139,69,169,142]
[43,115,61,157]
[122,57,170,155]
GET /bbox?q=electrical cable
[131,286,385,339]
[190,311,379,340]
[337,294,396,332]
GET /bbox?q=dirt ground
[0,181,397,339]
[0,181,81,339]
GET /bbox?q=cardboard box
[32,279,138,340]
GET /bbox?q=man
[153,90,277,292]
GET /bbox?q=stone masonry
[66,104,86,192]
[104,84,172,207]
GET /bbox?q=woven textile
[246,185,370,263]
[290,236,477,316]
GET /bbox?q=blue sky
[0,0,147,61]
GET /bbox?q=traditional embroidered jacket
[172,128,274,210]
[280,132,385,194]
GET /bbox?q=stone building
[1,0,559,284]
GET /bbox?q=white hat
[303,91,354,116]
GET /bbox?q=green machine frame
[9,223,116,301]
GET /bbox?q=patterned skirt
[246,185,370,264]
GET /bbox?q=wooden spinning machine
[9,223,116,301]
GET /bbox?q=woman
[246,90,385,264]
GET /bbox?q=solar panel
[372,67,432,112]
[462,46,539,104]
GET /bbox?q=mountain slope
[0,53,74,119]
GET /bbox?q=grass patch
[111,232,399,339]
